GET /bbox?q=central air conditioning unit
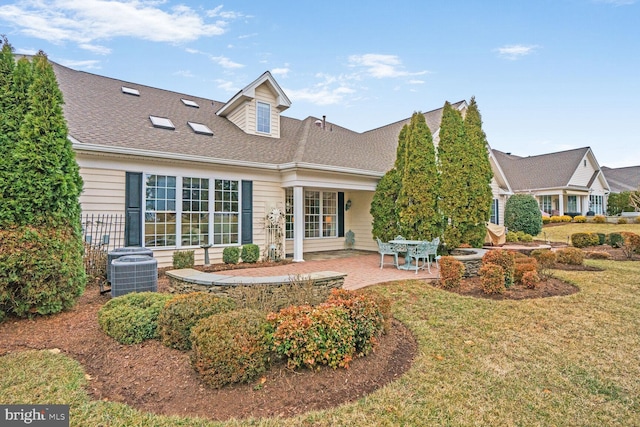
[107,247,153,283]
[110,255,158,298]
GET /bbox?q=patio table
[389,239,424,270]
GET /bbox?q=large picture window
[490,198,499,225]
[213,179,239,244]
[144,175,239,247]
[305,190,337,238]
[567,195,577,213]
[257,101,270,133]
[145,174,177,247]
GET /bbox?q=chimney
[322,115,326,130]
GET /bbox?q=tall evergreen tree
[461,97,494,246]
[370,126,407,241]
[438,102,468,249]
[6,51,83,228]
[397,112,442,239]
[0,48,86,320]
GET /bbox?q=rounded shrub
[585,251,611,260]
[560,215,573,223]
[438,256,465,289]
[158,293,236,350]
[542,216,551,224]
[531,249,556,279]
[190,309,271,389]
[505,231,519,243]
[594,215,606,224]
[325,289,385,357]
[504,194,543,236]
[98,292,173,344]
[480,263,505,295]
[482,249,516,287]
[550,215,562,223]
[0,225,86,318]
[521,270,540,289]
[222,246,240,264]
[240,244,260,263]
[573,215,587,223]
[571,233,600,248]
[607,233,624,248]
[556,247,584,266]
[514,257,538,284]
[267,304,356,370]
[172,250,194,269]
[618,217,628,224]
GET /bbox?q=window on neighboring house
[540,195,552,214]
[285,188,294,239]
[257,101,270,133]
[145,175,177,247]
[490,199,499,225]
[567,195,577,213]
[590,195,604,214]
[213,180,239,244]
[182,178,209,246]
[305,190,337,238]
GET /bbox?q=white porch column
[558,192,564,215]
[293,186,305,262]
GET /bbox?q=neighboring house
[52,62,513,267]
[492,147,610,216]
[601,166,640,193]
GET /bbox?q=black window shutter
[338,192,345,237]
[125,172,142,246]
[241,180,253,244]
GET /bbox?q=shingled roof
[492,147,592,191]
[602,166,640,193]
[52,61,461,174]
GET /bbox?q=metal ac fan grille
[110,255,158,297]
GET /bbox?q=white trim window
[144,174,239,247]
[540,195,552,214]
[145,174,177,247]
[305,190,337,238]
[182,177,209,246]
[257,101,271,134]
[285,188,294,239]
[567,195,578,213]
[213,179,239,245]
[490,198,499,225]
[590,195,604,214]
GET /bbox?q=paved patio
[219,250,440,290]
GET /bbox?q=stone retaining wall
[167,270,345,312]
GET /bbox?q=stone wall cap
[166,269,346,287]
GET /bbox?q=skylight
[181,98,199,108]
[188,121,213,136]
[149,116,175,130]
[121,86,140,96]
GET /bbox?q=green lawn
[2,259,640,426]
[537,222,640,243]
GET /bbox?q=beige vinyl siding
[344,191,377,251]
[253,84,279,138]
[79,168,126,215]
[569,156,598,186]
[227,103,247,132]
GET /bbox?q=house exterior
[55,62,607,267]
[53,62,512,267]
[492,147,610,216]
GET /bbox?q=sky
[1,0,639,168]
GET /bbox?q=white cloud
[210,55,244,69]
[215,79,238,92]
[348,54,428,78]
[0,1,242,51]
[496,44,540,60]
[78,43,111,55]
[59,58,101,70]
[408,79,425,84]
[286,86,355,106]
[272,66,290,77]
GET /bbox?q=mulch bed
[0,244,631,421]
